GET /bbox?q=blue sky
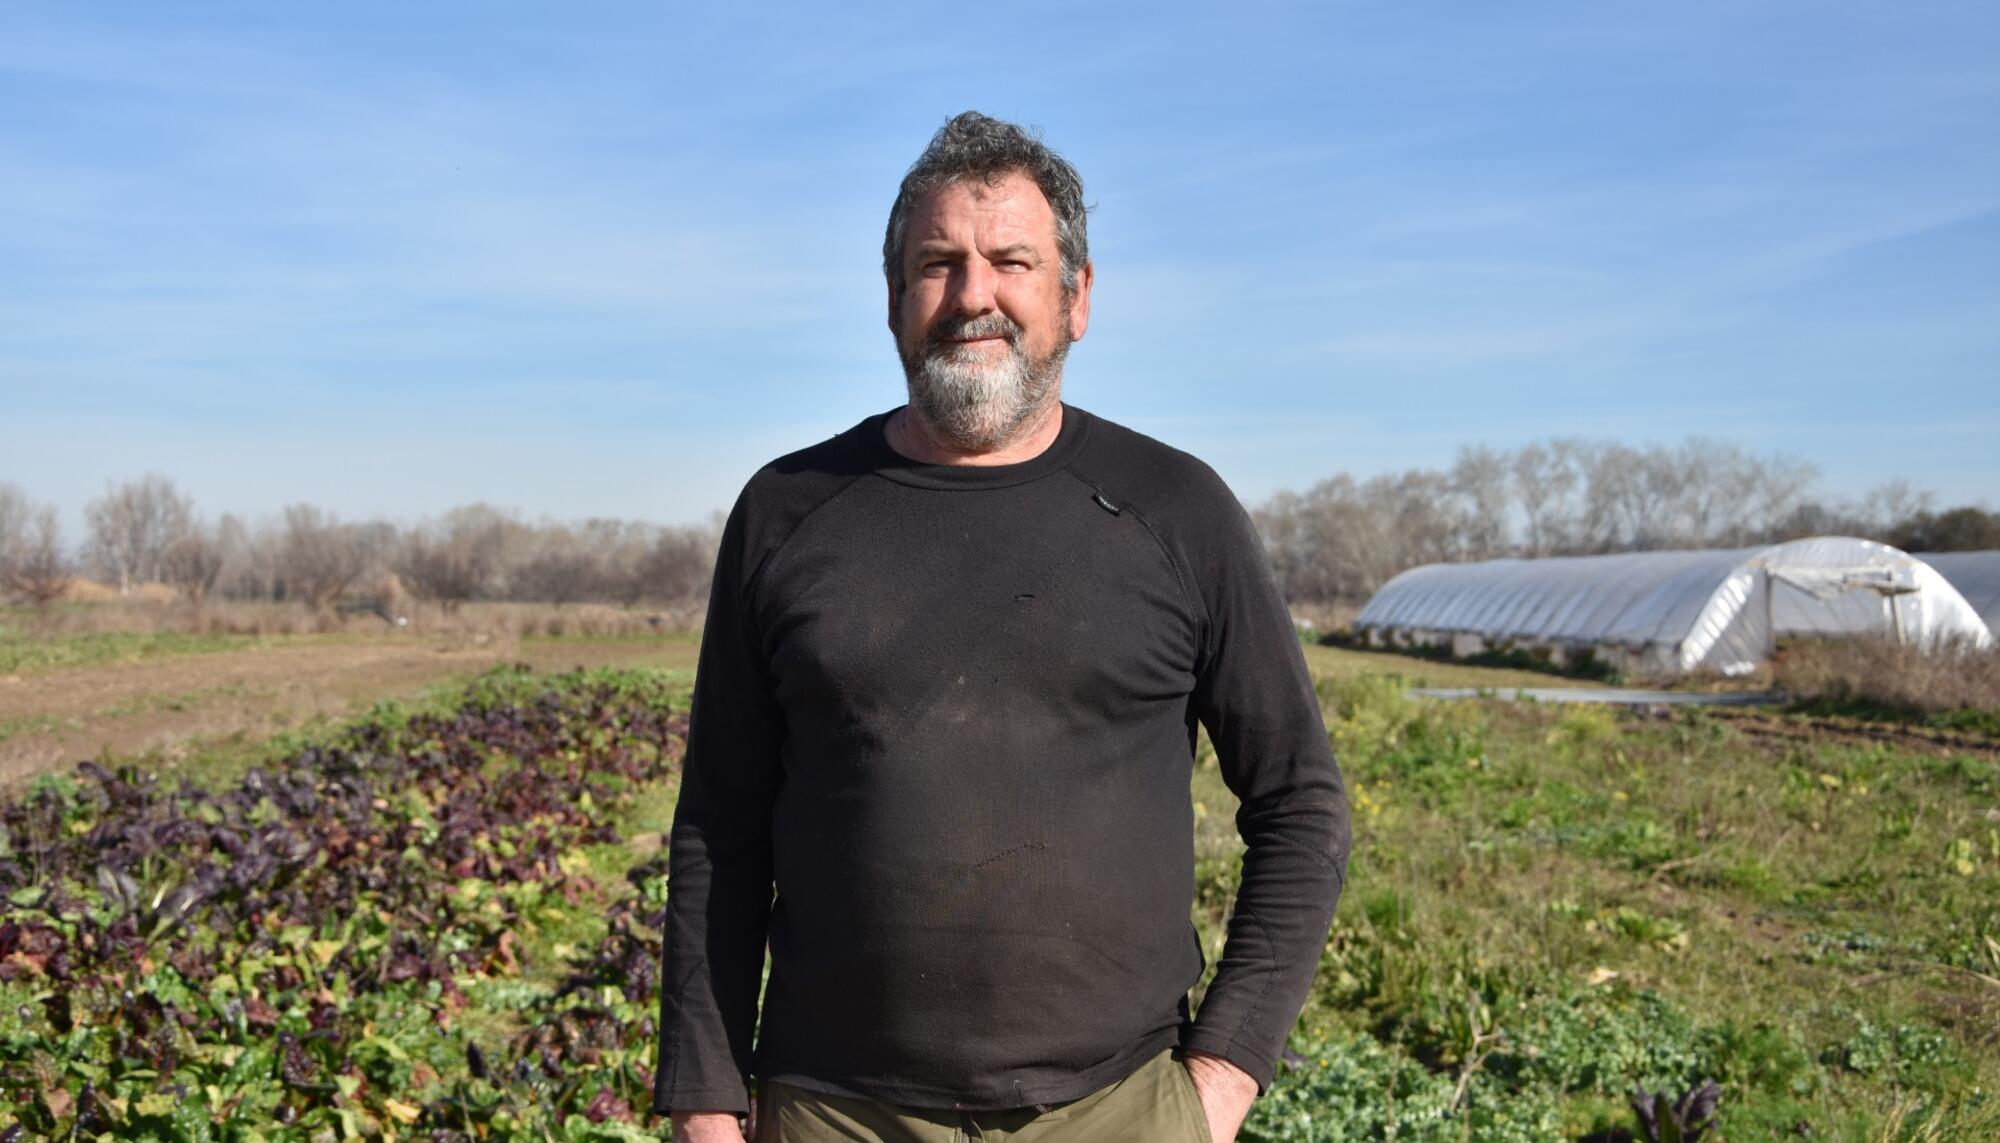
[2,1,1996,531]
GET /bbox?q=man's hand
[670,1109,749,1142]
[1183,1050,1258,1143]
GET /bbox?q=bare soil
[0,635,698,789]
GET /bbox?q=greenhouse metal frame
[1354,537,1993,677]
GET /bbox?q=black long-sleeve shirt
[652,405,1350,1114]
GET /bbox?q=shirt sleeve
[1180,488,1352,1090]
[653,495,786,1115]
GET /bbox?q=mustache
[921,312,1023,354]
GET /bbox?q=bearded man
[655,112,1350,1143]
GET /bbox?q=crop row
[0,667,687,1141]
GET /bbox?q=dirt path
[1410,685,1777,706]
[0,636,698,788]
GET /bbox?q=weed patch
[1272,675,2000,1139]
[1778,636,2000,732]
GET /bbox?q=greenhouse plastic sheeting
[1916,552,2000,635]
[1354,536,1993,677]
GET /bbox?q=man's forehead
[911,172,1056,240]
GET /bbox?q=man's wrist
[1185,1048,1259,1090]
[1181,1033,1273,1092]
[1183,1048,1259,1143]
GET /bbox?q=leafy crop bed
[5,662,1997,1141]
[0,667,685,1141]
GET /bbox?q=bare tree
[512,525,598,605]
[12,432,1883,619]
[160,519,227,603]
[4,506,74,608]
[638,523,720,605]
[1859,480,1935,538]
[1258,434,1830,606]
[572,518,657,606]
[1665,438,1744,547]
[0,483,31,571]
[212,513,279,601]
[1372,470,1456,575]
[1513,441,1584,556]
[274,505,374,610]
[394,504,517,612]
[1449,446,1510,561]
[396,533,480,612]
[1581,444,1668,550]
[1751,454,1818,542]
[84,474,193,594]
[1255,473,1421,603]
[1256,479,1369,603]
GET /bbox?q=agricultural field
[0,615,700,790]
[1204,674,2000,1140]
[0,639,1994,1140]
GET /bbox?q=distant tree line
[0,477,719,612]
[3,443,1994,612]
[1253,437,2000,605]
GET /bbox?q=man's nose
[950,261,997,315]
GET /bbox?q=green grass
[1789,696,2000,739]
[0,712,75,744]
[1302,643,1613,692]
[0,624,275,674]
[522,630,704,646]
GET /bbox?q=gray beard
[898,312,1068,452]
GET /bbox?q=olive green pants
[755,1049,1212,1143]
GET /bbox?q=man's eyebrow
[911,240,1039,262]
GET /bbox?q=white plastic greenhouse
[1353,537,1994,678]
[1917,551,2000,635]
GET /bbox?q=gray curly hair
[883,111,1090,300]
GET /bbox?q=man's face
[889,171,1093,449]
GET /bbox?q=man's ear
[1067,260,1095,342]
[886,275,899,338]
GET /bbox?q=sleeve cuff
[1181,1027,1277,1094]
[650,1083,751,1117]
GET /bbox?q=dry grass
[24,599,370,637]
[9,594,703,641]
[1301,641,1612,691]
[453,600,706,639]
[1775,635,2000,720]
[1287,599,1361,636]
[59,580,179,604]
